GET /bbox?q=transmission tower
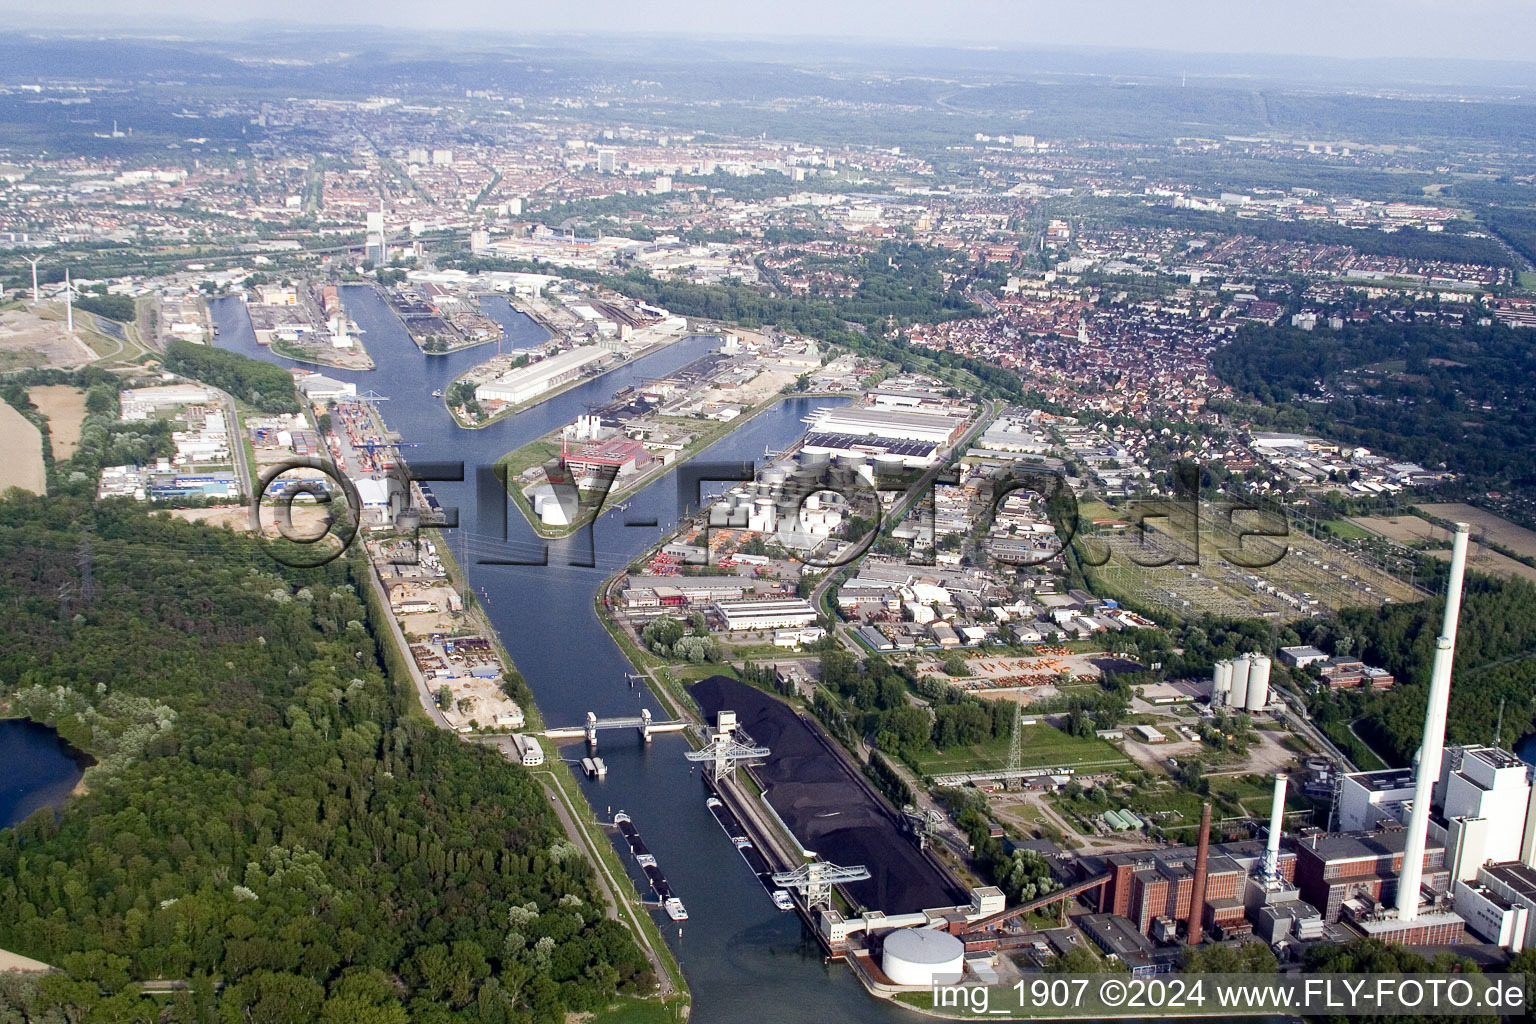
[771,860,871,912]
[1007,690,1023,777]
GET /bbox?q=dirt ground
[1351,512,1536,584]
[29,384,88,460]
[167,503,333,540]
[0,401,46,495]
[1416,502,1536,560]
[701,368,798,406]
[0,306,96,371]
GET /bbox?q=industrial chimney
[1186,802,1213,944]
[1264,773,1288,880]
[1396,523,1471,921]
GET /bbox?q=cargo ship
[612,810,682,919]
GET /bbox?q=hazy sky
[5,0,1535,63]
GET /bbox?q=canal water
[209,287,888,1023]
[0,719,86,829]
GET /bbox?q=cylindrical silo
[1245,655,1272,712]
[1212,660,1233,706]
[1228,653,1250,710]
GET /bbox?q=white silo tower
[1245,655,1272,712]
[1228,652,1251,710]
[1211,659,1233,707]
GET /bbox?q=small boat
[432,389,443,398]
[664,897,688,922]
[772,890,794,911]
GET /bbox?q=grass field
[1077,497,1421,619]
[591,996,688,1024]
[1417,502,1536,561]
[909,720,1130,776]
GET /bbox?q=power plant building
[1293,830,1451,923]
[1098,839,1293,938]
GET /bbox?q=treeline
[938,787,1060,905]
[72,292,137,322]
[1323,573,1536,765]
[1,368,175,497]
[1482,204,1536,268]
[0,497,651,1023]
[163,339,300,413]
[1212,320,1536,493]
[1099,204,1515,267]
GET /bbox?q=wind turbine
[23,256,41,303]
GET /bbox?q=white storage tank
[1245,655,1272,712]
[1228,653,1251,710]
[881,928,965,986]
[1211,660,1233,705]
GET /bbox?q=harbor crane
[771,860,871,912]
[685,709,770,782]
[685,732,770,782]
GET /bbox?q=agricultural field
[28,384,87,460]
[1350,511,1536,585]
[0,401,46,495]
[1077,498,1422,619]
[907,719,1130,776]
[1417,502,1536,560]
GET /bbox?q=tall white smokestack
[1265,773,1288,879]
[64,267,73,332]
[1396,523,1471,920]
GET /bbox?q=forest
[0,497,651,1024]
[71,293,138,323]
[162,340,301,414]
[1211,320,1536,494]
[1322,573,1536,766]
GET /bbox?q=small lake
[0,719,86,829]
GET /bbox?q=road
[1279,697,1358,773]
[532,766,677,998]
[808,397,999,643]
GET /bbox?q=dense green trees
[1328,573,1536,764]
[1212,321,1536,498]
[72,293,138,322]
[163,340,300,413]
[0,497,651,1022]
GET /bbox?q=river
[208,286,889,1023]
[0,720,86,830]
